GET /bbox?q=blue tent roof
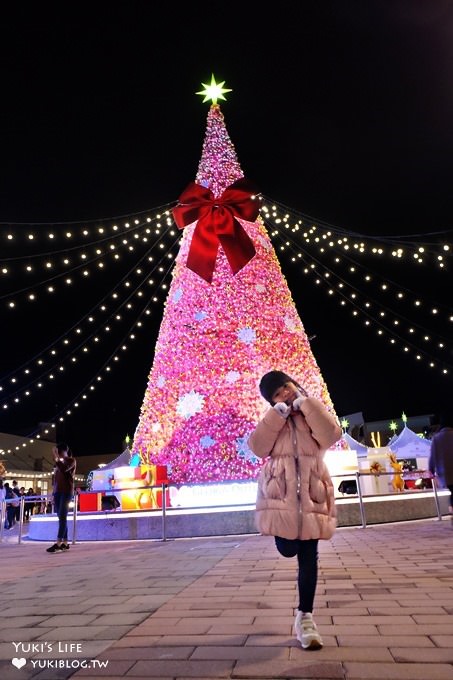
[389,426,431,457]
[98,448,132,470]
[342,432,368,455]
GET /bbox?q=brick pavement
[0,518,453,679]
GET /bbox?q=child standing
[249,370,341,650]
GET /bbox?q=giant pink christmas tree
[133,99,336,484]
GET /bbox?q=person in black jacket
[12,480,21,522]
[24,487,36,521]
[4,482,18,529]
[46,443,76,553]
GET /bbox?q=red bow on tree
[172,179,260,283]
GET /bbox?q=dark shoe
[46,543,62,553]
[60,543,70,550]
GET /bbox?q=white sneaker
[294,612,323,650]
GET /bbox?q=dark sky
[1,1,452,455]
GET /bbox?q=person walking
[429,409,453,521]
[12,480,21,523]
[249,370,341,650]
[24,487,36,521]
[46,443,76,553]
[4,482,18,529]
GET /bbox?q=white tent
[98,448,132,470]
[342,432,368,456]
[389,426,431,460]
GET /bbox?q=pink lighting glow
[132,104,336,483]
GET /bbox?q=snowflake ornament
[172,288,183,303]
[256,235,272,251]
[200,435,216,449]
[237,327,256,345]
[194,311,207,321]
[284,315,298,332]
[236,435,260,464]
[176,390,205,419]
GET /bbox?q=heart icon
[12,658,26,669]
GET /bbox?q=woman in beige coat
[249,370,341,650]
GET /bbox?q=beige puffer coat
[248,397,341,541]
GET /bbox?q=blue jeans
[54,492,72,541]
[275,536,319,613]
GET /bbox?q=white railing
[0,470,445,544]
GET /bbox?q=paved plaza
[1,518,453,680]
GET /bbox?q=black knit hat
[259,371,294,404]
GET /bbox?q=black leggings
[275,536,319,613]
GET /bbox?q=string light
[1,264,176,452]
[1,217,181,307]
[263,214,453,326]
[0,248,176,405]
[270,228,451,377]
[1,192,451,457]
[261,198,452,268]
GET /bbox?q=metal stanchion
[161,483,167,542]
[431,476,442,521]
[41,494,49,515]
[17,496,26,544]
[355,471,367,528]
[0,499,5,543]
[72,492,78,544]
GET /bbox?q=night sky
[1,2,452,456]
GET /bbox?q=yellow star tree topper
[196,75,232,104]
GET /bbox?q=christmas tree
[133,80,336,484]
